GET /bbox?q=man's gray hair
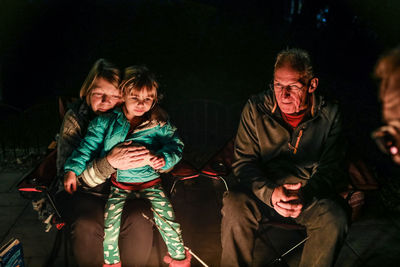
[274,48,314,82]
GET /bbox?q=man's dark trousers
[220,189,348,267]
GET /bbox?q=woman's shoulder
[64,100,93,123]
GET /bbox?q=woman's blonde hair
[120,65,161,104]
[79,59,121,105]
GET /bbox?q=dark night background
[1,0,400,161]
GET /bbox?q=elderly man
[220,48,349,267]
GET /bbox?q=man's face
[273,65,310,114]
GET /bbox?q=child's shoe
[163,249,191,267]
[103,262,121,267]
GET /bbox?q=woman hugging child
[63,66,190,267]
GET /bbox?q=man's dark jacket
[233,89,347,208]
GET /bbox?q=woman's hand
[64,171,78,194]
[106,141,150,170]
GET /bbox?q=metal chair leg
[217,176,229,191]
[170,180,179,195]
[270,236,309,265]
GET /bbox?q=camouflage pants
[103,184,185,265]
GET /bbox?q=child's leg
[140,184,186,260]
[103,186,129,265]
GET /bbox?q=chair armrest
[17,149,58,196]
[170,160,199,179]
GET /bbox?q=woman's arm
[57,109,115,188]
[56,110,84,177]
[79,142,150,187]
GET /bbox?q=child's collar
[115,105,169,129]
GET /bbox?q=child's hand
[64,171,77,194]
[149,155,166,170]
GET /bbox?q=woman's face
[88,78,122,114]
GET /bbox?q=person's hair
[274,48,314,82]
[79,59,121,105]
[120,65,160,103]
[375,46,400,98]
[375,46,400,79]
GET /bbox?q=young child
[63,66,190,267]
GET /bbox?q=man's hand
[64,171,77,194]
[271,183,303,218]
[106,141,150,170]
[148,155,166,170]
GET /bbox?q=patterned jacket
[57,100,116,191]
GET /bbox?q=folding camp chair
[168,139,235,197]
[17,96,77,231]
[169,159,200,195]
[17,148,64,230]
[17,143,74,267]
[168,158,231,198]
[15,97,77,266]
[199,138,234,192]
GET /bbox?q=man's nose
[282,87,291,96]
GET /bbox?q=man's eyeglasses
[269,83,305,93]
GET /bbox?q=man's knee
[222,190,259,222]
[307,198,348,234]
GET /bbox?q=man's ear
[308,78,318,93]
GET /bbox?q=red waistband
[110,174,161,191]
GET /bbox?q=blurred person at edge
[56,59,153,267]
[373,46,400,214]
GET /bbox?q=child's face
[124,89,154,117]
[89,78,122,114]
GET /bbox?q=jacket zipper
[292,129,303,154]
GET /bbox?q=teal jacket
[64,106,184,183]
